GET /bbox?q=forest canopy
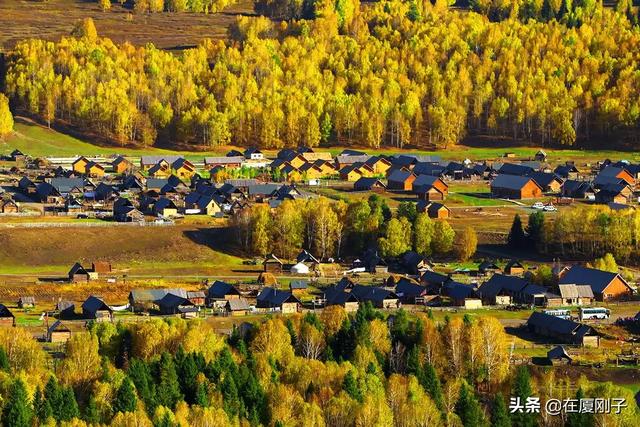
[5,2,640,149]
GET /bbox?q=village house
[0,305,15,327]
[547,345,572,365]
[225,298,251,316]
[82,296,113,322]
[17,296,35,309]
[72,157,90,175]
[595,183,632,204]
[156,293,198,318]
[289,280,308,294]
[353,177,386,193]
[263,254,284,273]
[56,301,75,319]
[85,161,105,178]
[365,156,392,175]
[187,291,206,307]
[490,175,543,199]
[323,284,360,312]
[353,249,388,273]
[244,147,264,161]
[561,180,595,199]
[478,260,501,276]
[206,281,242,307]
[527,312,600,347]
[0,198,19,213]
[205,156,244,169]
[112,156,134,174]
[527,172,563,193]
[387,170,417,192]
[554,164,579,180]
[504,259,525,275]
[401,251,433,275]
[443,282,481,308]
[128,288,188,312]
[336,154,372,169]
[478,274,529,305]
[140,155,183,170]
[421,202,451,219]
[558,265,634,301]
[556,284,595,306]
[47,320,72,343]
[413,175,449,201]
[395,278,428,304]
[68,263,92,283]
[350,285,399,309]
[256,287,300,314]
[498,163,536,176]
[594,166,635,187]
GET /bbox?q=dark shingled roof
[207,281,241,299]
[0,304,14,318]
[387,169,415,184]
[257,287,300,307]
[395,279,427,299]
[82,296,111,313]
[479,274,528,298]
[491,174,540,191]
[528,312,595,341]
[558,265,630,294]
[498,163,535,176]
[350,285,398,303]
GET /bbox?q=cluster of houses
[3,147,639,223]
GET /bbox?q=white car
[543,204,557,212]
[532,202,545,209]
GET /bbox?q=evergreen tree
[455,381,486,427]
[420,362,445,412]
[43,376,61,420]
[58,386,79,421]
[511,366,536,427]
[84,395,100,424]
[2,379,32,427]
[220,374,240,417]
[112,378,137,414]
[567,388,595,427]
[0,346,9,371]
[156,353,183,409]
[526,211,545,248]
[342,370,363,403]
[508,214,527,249]
[491,393,512,427]
[176,352,199,404]
[195,380,209,407]
[128,358,156,411]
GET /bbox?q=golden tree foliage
[0,327,48,384]
[9,4,640,148]
[58,332,102,391]
[0,94,14,138]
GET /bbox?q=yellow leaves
[130,318,189,360]
[0,327,48,385]
[182,322,226,363]
[55,332,102,394]
[250,317,295,363]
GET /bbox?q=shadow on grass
[182,227,246,258]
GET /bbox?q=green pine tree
[58,386,79,421]
[342,370,363,403]
[2,379,33,427]
[420,362,445,413]
[511,366,536,427]
[491,393,512,427]
[195,380,209,407]
[84,395,100,424]
[508,214,527,249]
[526,211,545,248]
[112,378,137,414]
[156,353,182,409]
[455,381,486,427]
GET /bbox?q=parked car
[532,202,545,209]
[543,204,557,212]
